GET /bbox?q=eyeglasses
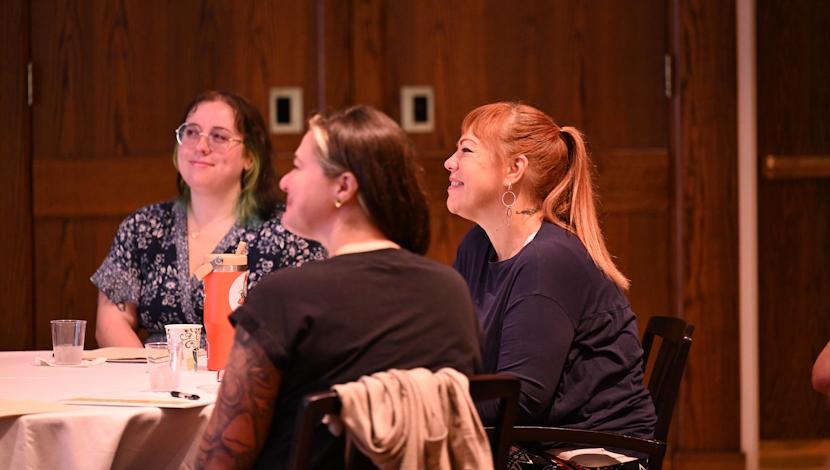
[175,123,243,153]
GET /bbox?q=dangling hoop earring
[501,183,516,225]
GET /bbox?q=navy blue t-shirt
[454,222,656,437]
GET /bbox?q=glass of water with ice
[145,342,181,392]
[50,319,86,365]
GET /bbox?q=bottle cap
[194,242,249,280]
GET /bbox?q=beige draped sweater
[331,368,493,470]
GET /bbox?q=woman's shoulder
[523,223,630,312]
[245,203,287,234]
[248,253,331,293]
[240,203,290,241]
[237,203,325,275]
[244,203,325,256]
[522,223,590,267]
[117,201,177,231]
[506,223,595,295]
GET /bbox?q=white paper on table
[83,347,149,363]
[63,390,215,409]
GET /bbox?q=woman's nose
[278,173,289,193]
[195,134,211,153]
[444,153,457,171]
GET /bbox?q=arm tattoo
[195,327,281,469]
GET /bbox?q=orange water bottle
[198,244,248,371]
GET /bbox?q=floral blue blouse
[91,201,326,342]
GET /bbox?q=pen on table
[170,391,200,400]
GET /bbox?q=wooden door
[29,0,325,349]
[347,0,670,330]
[758,0,830,439]
[0,0,33,350]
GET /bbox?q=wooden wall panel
[671,0,743,467]
[33,158,178,217]
[351,0,667,152]
[31,0,318,160]
[0,0,33,350]
[758,0,830,439]
[34,219,120,349]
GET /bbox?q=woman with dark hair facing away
[195,106,482,469]
[92,91,325,347]
[445,102,656,468]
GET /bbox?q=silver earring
[501,183,516,225]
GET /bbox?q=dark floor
[761,439,830,470]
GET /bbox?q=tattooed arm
[196,327,282,469]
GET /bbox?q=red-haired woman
[445,102,656,469]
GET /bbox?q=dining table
[0,349,220,470]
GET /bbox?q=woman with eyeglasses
[91,91,325,347]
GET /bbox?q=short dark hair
[173,90,279,225]
[309,106,431,254]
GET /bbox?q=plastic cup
[145,342,181,392]
[51,320,86,365]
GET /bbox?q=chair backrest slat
[642,316,695,442]
[469,374,520,470]
[289,391,341,470]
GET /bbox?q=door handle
[763,154,830,179]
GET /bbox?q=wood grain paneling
[33,218,121,350]
[672,0,742,461]
[321,0,353,111]
[31,0,317,160]
[350,0,667,153]
[758,0,830,439]
[33,157,178,218]
[0,0,33,350]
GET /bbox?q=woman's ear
[334,171,359,205]
[504,154,529,186]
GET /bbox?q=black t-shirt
[231,248,482,469]
[454,222,656,438]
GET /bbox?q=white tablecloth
[0,350,219,470]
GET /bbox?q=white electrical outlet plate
[400,86,434,133]
[269,87,303,134]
